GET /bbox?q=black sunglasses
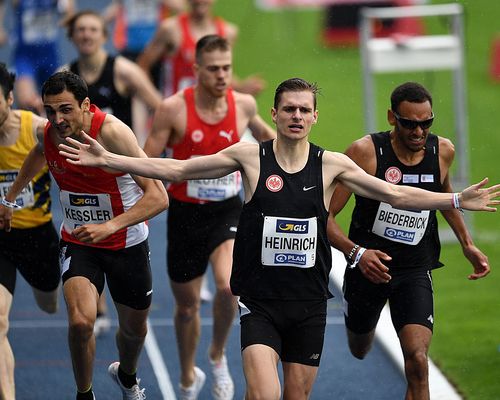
[393,112,434,130]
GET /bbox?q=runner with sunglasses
[328,81,490,400]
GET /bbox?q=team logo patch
[191,129,204,143]
[385,167,402,184]
[266,175,283,192]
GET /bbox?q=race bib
[261,216,317,268]
[187,172,242,201]
[372,202,430,245]
[60,190,114,232]
[0,170,34,208]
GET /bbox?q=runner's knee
[404,349,429,381]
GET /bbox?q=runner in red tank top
[143,35,275,400]
[137,0,266,98]
[1,71,168,400]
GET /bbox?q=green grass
[214,0,500,398]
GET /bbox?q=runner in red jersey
[143,35,275,400]
[1,71,168,400]
[163,12,226,97]
[137,0,266,98]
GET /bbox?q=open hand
[461,178,500,211]
[58,131,108,167]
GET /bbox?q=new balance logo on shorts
[309,353,320,360]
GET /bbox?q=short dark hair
[273,78,320,109]
[390,82,433,113]
[66,10,108,39]
[0,63,15,100]
[41,71,88,105]
[195,35,231,64]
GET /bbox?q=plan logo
[274,253,307,266]
[384,227,414,242]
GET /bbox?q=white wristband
[1,198,21,209]
[452,192,463,214]
[349,247,366,269]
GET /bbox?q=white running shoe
[200,275,214,303]
[179,366,206,400]
[209,354,234,400]
[108,362,146,400]
[93,314,111,337]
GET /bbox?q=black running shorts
[239,296,327,367]
[0,221,60,295]
[60,239,152,310]
[167,196,242,283]
[343,266,434,334]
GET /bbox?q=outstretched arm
[59,131,241,182]
[332,152,500,212]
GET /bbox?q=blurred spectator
[62,10,162,144]
[0,0,75,114]
[137,0,265,98]
[102,0,186,88]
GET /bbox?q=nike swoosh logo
[146,290,153,296]
[303,186,316,191]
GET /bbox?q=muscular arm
[137,19,177,79]
[238,93,275,142]
[60,129,244,183]
[438,138,490,279]
[115,56,162,111]
[143,94,182,157]
[323,140,499,233]
[68,118,168,244]
[96,119,167,233]
[328,136,392,283]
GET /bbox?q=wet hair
[390,82,433,113]
[273,78,319,109]
[41,71,89,105]
[195,34,231,64]
[65,9,108,39]
[0,63,15,100]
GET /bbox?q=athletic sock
[118,366,137,388]
[76,386,94,400]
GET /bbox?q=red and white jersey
[168,86,241,204]
[161,13,226,97]
[44,105,148,250]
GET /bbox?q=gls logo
[276,219,309,234]
[69,194,99,207]
[384,228,415,242]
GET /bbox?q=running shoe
[93,314,111,337]
[108,362,146,400]
[200,275,214,303]
[209,354,234,400]
[179,366,206,400]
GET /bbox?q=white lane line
[329,247,462,400]
[145,319,177,400]
[10,317,345,329]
